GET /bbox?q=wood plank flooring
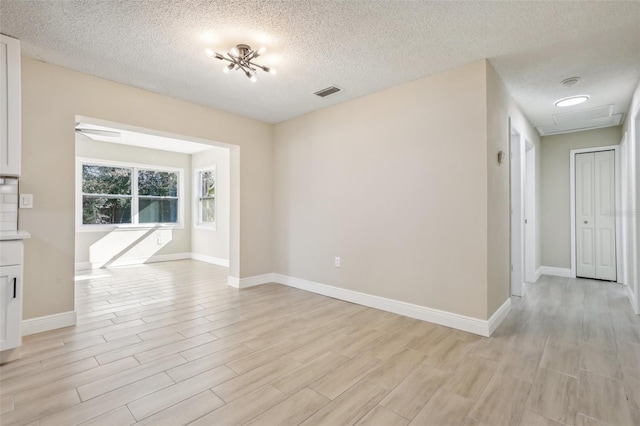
[1,260,639,425]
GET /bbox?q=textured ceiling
[1,1,639,127]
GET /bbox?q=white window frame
[76,157,184,232]
[193,165,217,230]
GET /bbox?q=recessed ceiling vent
[314,85,342,98]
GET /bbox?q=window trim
[193,165,217,230]
[76,157,184,232]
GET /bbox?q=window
[82,165,132,225]
[79,159,183,229]
[138,170,179,223]
[195,167,216,228]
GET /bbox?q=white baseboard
[190,253,229,268]
[22,311,77,336]
[239,273,275,288]
[227,273,274,289]
[628,285,639,315]
[227,276,240,288]
[271,273,503,337]
[533,267,542,283]
[75,252,192,271]
[488,298,512,335]
[539,266,573,278]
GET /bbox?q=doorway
[570,145,622,283]
[510,123,536,296]
[73,116,239,286]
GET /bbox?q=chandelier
[206,44,277,82]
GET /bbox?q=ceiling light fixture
[554,95,589,107]
[208,43,276,82]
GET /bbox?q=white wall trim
[569,145,622,281]
[628,284,639,315]
[75,252,192,271]
[533,267,543,283]
[271,273,505,337]
[227,276,240,288]
[190,253,229,267]
[488,298,512,336]
[539,266,573,278]
[76,252,230,271]
[22,311,77,336]
[238,273,276,288]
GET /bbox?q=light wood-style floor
[1,260,639,426]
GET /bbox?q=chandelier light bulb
[269,68,277,75]
[230,46,239,57]
[204,48,214,57]
[223,64,233,73]
[257,47,267,55]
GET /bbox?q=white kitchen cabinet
[0,240,24,361]
[0,34,21,177]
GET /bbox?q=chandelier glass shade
[206,44,276,82]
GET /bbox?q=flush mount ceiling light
[206,44,276,83]
[554,95,590,107]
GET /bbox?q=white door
[576,151,616,280]
[510,130,524,296]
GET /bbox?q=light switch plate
[19,194,33,209]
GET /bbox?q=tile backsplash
[0,177,19,231]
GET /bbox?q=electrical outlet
[334,257,341,268]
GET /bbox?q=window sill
[76,223,184,233]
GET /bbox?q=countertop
[0,230,31,241]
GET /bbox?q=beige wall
[485,61,541,315]
[274,61,491,319]
[192,147,230,262]
[19,57,273,319]
[540,126,622,269]
[20,55,540,327]
[74,138,192,267]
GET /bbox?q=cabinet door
[0,265,22,351]
[0,34,21,177]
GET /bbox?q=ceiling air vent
[314,85,342,98]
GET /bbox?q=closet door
[576,152,596,278]
[575,150,616,281]
[594,150,616,280]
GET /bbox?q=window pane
[200,171,215,198]
[201,198,215,223]
[83,196,132,224]
[138,170,178,196]
[82,165,131,195]
[139,198,178,223]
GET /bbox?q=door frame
[510,120,536,296]
[524,143,536,283]
[569,145,622,282]
[510,126,524,296]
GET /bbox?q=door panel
[576,153,596,278]
[594,150,616,280]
